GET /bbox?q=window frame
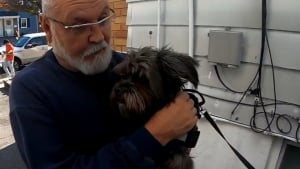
[20,18,28,28]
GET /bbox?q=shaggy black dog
[110,46,199,169]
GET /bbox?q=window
[276,140,300,169]
[27,36,47,47]
[21,18,28,28]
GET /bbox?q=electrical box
[208,30,243,67]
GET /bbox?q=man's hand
[145,91,198,145]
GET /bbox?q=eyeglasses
[45,8,115,33]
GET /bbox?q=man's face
[42,0,113,75]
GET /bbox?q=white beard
[51,32,112,75]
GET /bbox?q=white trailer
[126,0,300,168]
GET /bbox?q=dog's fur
[110,46,199,169]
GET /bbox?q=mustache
[82,41,108,59]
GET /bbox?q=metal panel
[127,26,158,47]
[128,25,300,105]
[268,0,300,32]
[195,0,300,32]
[127,26,190,53]
[163,0,188,25]
[197,85,300,139]
[195,27,300,71]
[191,120,280,169]
[196,57,300,105]
[127,0,189,26]
[127,1,158,25]
[163,26,190,53]
[261,66,300,105]
[195,0,261,29]
[196,57,258,93]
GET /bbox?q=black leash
[183,89,255,169]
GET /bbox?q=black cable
[276,114,292,134]
[296,123,300,143]
[252,0,274,132]
[252,100,259,129]
[250,112,295,135]
[256,32,278,134]
[230,70,259,116]
[250,112,272,133]
[201,91,298,139]
[266,33,277,114]
[214,65,244,93]
[256,0,267,90]
[201,92,300,108]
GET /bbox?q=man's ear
[40,15,52,44]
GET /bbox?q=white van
[0,32,51,70]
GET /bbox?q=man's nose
[88,24,105,43]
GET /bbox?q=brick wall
[109,0,128,52]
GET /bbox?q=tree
[0,0,41,15]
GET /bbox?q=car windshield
[14,36,30,47]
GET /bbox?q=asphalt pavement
[0,74,26,169]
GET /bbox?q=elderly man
[9,0,198,169]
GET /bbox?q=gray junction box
[208,30,243,67]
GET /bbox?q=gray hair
[41,0,57,16]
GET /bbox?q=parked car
[0,32,51,71]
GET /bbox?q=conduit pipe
[157,0,161,48]
[210,114,299,143]
[187,0,195,89]
[188,0,194,57]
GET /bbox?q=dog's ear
[113,58,130,75]
[157,46,199,88]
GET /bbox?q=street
[0,74,26,169]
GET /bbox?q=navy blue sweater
[9,50,162,169]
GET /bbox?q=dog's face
[110,46,199,120]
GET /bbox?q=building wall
[109,0,128,52]
[18,12,39,35]
[0,10,39,43]
[126,0,300,168]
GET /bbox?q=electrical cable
[250,112,269,133]
[251,0,275,133]
[230,70,259,116]
[251,100,259,130]
[276,114,292,134]
[266,33,277,114]
[250,111,293,134]
[255,33,278,133]
[200,91,298,137]
[296,123,300,143]
[201,91,297,138]
[200,92,300,108]
[214,65,245,93]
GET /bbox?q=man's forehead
[55,0,108,7]
[53,0,109,19]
